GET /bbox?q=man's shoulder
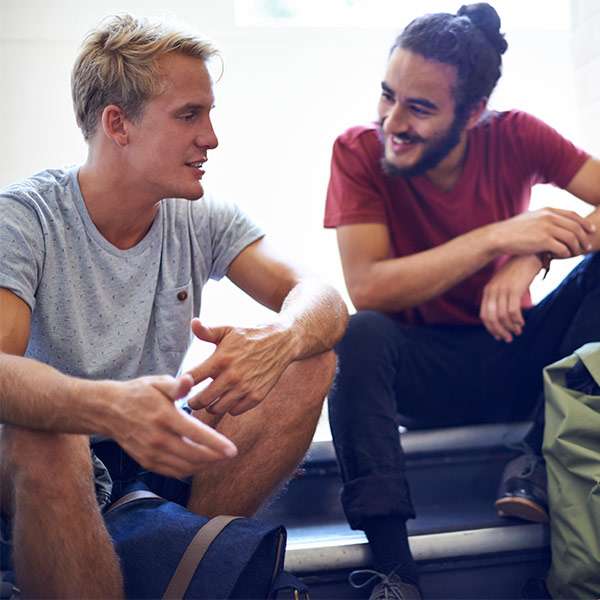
[1,168,74,212]
[331,123,383,174]
[474,109,550,138]
[335,123,380,149]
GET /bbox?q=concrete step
[259,422,550,598]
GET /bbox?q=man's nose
[196,120,219,150]
[383,102,409,135]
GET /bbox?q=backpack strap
[105,490,163,514]
[162,515,241,600]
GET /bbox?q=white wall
[571,0,600,155]
[0,0,586,323]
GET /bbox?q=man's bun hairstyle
[456,3,507,55]
[393,3,507,120]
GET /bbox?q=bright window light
[235,0,571,30]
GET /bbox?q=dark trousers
[328,253,600,529]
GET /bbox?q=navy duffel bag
[104,487,308,599]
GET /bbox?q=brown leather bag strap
[162,515,242,600]
[105,490,163,514]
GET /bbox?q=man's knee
[342,310,393,341]
[311,349,337,403]
[571,251,600,291]
[283,350,337,413]
[584,251,600,285]
[334,310,413,386]
[1,426,93,511]
[198,351,336,429]
[337,310,403,360]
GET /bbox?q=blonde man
[0,15,346,598]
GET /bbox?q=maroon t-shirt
[324,110,589,325]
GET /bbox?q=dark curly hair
[393,3,507,120]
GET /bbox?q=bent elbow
[349,281,381,311]
[349,280,415,313]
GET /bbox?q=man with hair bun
[0,14,347,597]
[325,3,600,597]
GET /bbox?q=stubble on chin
[381,156,410,177]
[379,147,426,178]
[377,126,424,178]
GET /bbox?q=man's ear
[101,105,130,146]
[465,98,488,130]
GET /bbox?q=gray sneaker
[495,446,548,523]
[349,569,422,600]
[0,575,19,600]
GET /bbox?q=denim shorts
[92,438,193,511]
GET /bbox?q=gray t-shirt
[0,168,263,380]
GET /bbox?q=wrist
[72,377,122,438]
[270,316,304,362]
[507,254,546,280]
[480,222,506,259]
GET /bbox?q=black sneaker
[349,569,422,600]
[495,447,548,523]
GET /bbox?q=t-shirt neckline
[68,167,162,258]
[408,133,477,203]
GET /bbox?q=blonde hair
[71,14,218,140]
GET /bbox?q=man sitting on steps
[324,3,600,598]
[0,14,347,598]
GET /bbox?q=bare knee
[310,350,337,398]
[196,351,337,428]
[282,350,337,413]
[1,426,93,514]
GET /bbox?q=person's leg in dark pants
[329,254,600,589]
[328,311,418,587]
[328,311,499,590]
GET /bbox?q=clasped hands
[480,208,596,342]
[110,317,296,479]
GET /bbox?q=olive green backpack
[542,342,600,598]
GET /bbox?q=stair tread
[285,520,549,572]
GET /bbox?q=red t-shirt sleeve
[324,127,388,228]
[510,111,589,188]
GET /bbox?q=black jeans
[328,253,600,529]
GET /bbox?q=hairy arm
[186,238,348,415]
[230,238,348,358]
[0,288,236,477]
[0,289,108,433]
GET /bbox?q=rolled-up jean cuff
[341,474,416,529]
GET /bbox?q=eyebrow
[380,81,439,111]
[175,102,215,113]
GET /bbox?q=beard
[379,112,467,178]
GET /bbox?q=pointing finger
[171,408,237,458]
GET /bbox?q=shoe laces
[349,569,409,600]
